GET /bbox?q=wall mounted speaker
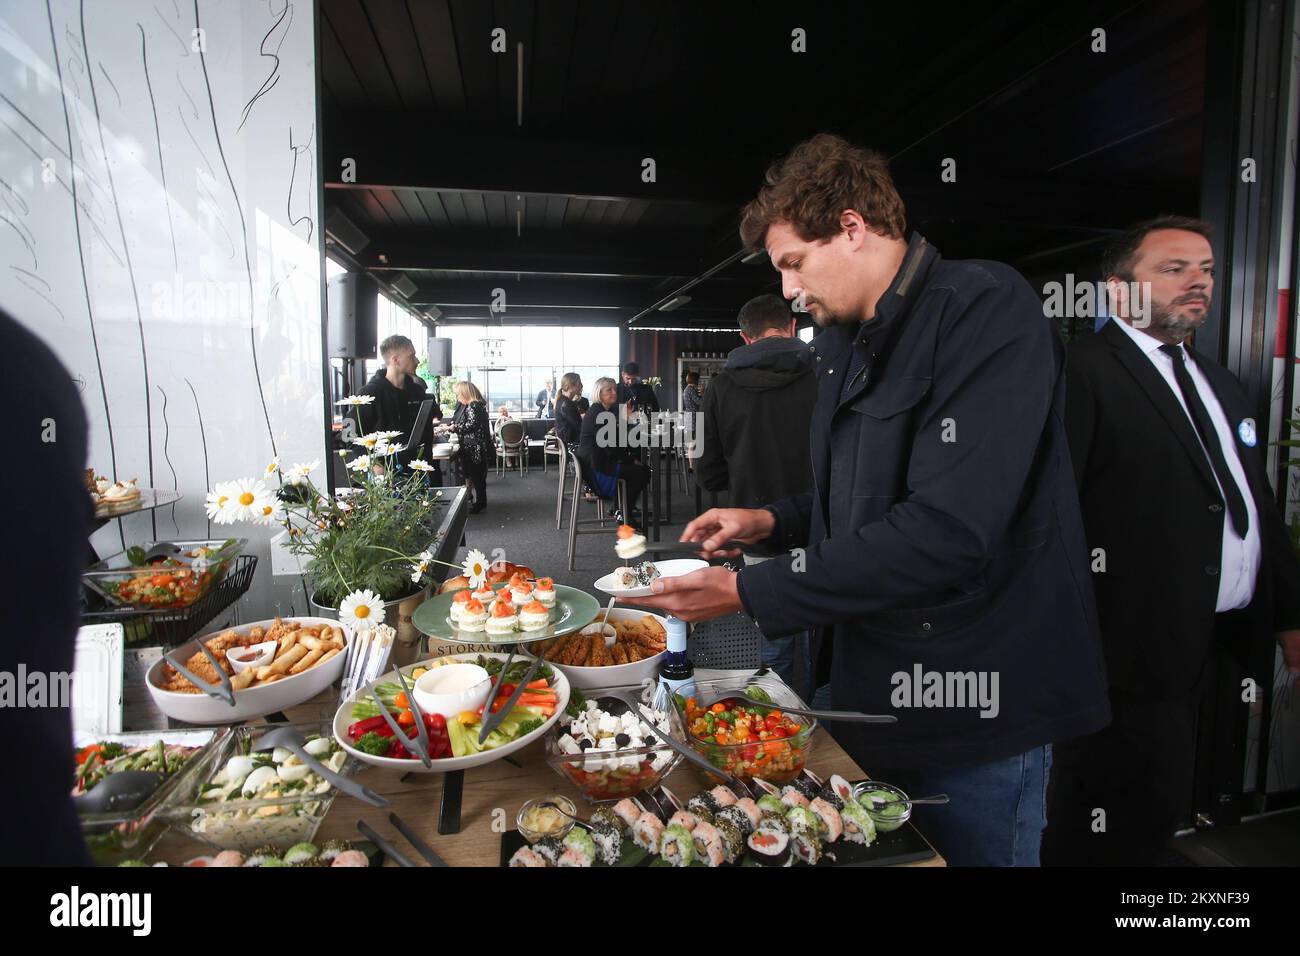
[326,272,378,360]
[427,337,453,376]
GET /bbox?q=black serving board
[499,783,937,868]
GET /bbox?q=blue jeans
[868,746,1053,866]
[758,631,832,707]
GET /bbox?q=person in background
[447,381,492,514]
[2,306,91,865]
[536,378,557,418]
[680,370,703,462]
[695,293,821,701]
[579,376,651,527]
[355,334,442,467]
[1043,216,1300,866]
[554,373,586,453]
[622,133,1110,867]
[616,361,660,414]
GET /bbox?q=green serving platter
[413,583,600,645]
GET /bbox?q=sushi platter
[501,774,936,867]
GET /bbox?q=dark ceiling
[320,0,1207,329]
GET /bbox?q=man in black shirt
[615,362,659,414]
[354,335,442,474]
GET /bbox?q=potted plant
[206,398,473,653]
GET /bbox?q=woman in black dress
[578,376,650,526]
[554,372,586,454]
[446,381,492,513]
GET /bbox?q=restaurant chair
[567,454,626,570]
[542,430,563,475]
[497,420,527,476]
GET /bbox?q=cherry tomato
[714,733,728,745]
[393,692,410,710]
[769,726,789,739]
[397,710,416,727]
[710,703,726,714]
[765,714,782,730]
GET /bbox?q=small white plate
[593,558,708,597]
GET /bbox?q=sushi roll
[747,829,791,866]
[691,821,727,868]
[840,801,877,846]
[509,846,548,867]
[457,598,488,632]
[558,828,597,867]
[590,806,624,833]
[668,809,698,832]
[331,850,370,867]
[590,823,623,865]
[790,828,822,866]
[632,811,665,853]
[532,836,565,865]
[787,777,819,800]
[828,773,855,805]
[817,787,845,811]
[781,789,811,809]
[282,842,318,865]
[787,806,821,835]
[809,797,843,842]
[613,798,643,830]
[715,805,754,836]
[733,797,762,830]
[317,839,350,863]
[518,600,551,630]
[532,577,557,606]
[659,824,696,866]
[211,850,246,867]
[449,588,473,622]
[485,600,519,635]
[758,811,790,834]
[715,820,746,864]
[709,785,739,808]
[757,793,786,816]
[686,792,719,816]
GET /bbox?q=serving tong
[368,666,435,769]
[629,538,747,560]
[164,639,235,706]
[695,684,897,725]
[477,645,546,745]
[253,726,388,808]
[356,812,449,867]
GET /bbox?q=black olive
[614,733,630,747]
[578,738,593,750]
[644,735,656,746]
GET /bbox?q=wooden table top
[152,684,945,868]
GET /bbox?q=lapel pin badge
[1238,418,1257,447]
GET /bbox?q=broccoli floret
[516,717,544,737]
[354,732,393,756]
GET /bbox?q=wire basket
[81,554,259,648]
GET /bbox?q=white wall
[0,0,325,617]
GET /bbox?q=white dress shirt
[1111,317,1261,610]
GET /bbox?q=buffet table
[148,669,945,867]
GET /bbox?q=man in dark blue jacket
[625,134,1110,866]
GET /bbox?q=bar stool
[554,442,576,530]
[567,455,627,570]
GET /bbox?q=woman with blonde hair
[577,376,650,526]
[447,380,491,513]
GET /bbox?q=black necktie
[1158,344,1249,537]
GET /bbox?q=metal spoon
[862,792,950,807]
[698,685,897,724]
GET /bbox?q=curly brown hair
[739,133,907,252]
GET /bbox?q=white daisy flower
[352,432,385,451]
[204,481,238,523]
[264,456,280,477]
[376,430,404,441]
[251,497,284,526]
[410,549,433,584]
[284,460,319,485]
[346,455,372,473]
[335,395,375,407]
[228,478,272,522]
[462,548,489,588]
[337,500,352,512]
[408,459,435,472]
[339,589,385,629]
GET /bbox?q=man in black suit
[535,378,556,418]
[1043,216,1300,866]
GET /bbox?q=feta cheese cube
[597,713,621,735]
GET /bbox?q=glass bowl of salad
[544,691,684,803]
[82,539,246,611]
[672,675,816,784]
[73,728,230,866]
[167,719,360,853]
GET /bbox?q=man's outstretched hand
[679,507,775,559]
